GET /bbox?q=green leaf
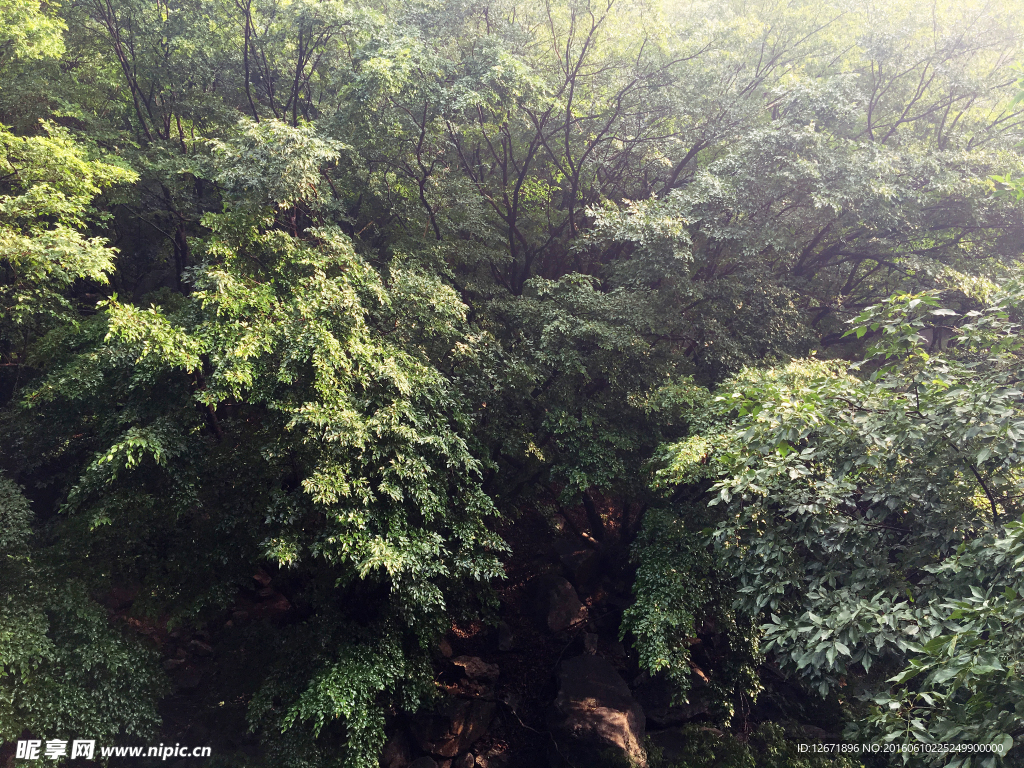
[889,667,922,684]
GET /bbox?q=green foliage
[0,477,166,743]
[2,0,1024,762]
[14,123,503,767]
[653,278,1024,761]
[0,0,65,69]
[860,521,1024,763]
[0,121,136,356]
[623,508,715,699]
[622,506,762,723]
[204,120,346,211]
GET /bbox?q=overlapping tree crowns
[2,0,1024,762]
[642,279,1024,760]
[9,111,503,768]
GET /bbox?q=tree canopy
[1,0,1024,765]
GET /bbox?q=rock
[411,698,497,758]
[452,656,499,682]
[408,758,438,768]
[534,575,587,633]
[453,754,475,768]
[548,655,646,767]
[633,673,709,728]
[254,591,291,616]
[603,639,627,659]
[497,690,521,712]
[552,538,601,590]
[381,730,412,768]
[497,622,514,652]
[583,633,599,655]
[473,752,510,768]
[162,658,185,671]
[188,639,214,656]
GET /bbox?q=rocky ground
[22,500,847,768]
[370,500,779,768]
[380,503,649,768]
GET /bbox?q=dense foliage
[646,284,1024,762]
[2,0,1024,764]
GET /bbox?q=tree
[0,122,136,387]
[5,119,504,767]
[644,280,1024,762]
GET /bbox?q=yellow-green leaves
[0,0,65,70]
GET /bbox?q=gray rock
[548,655,646,767]
[534,575,587,633]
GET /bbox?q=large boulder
[533,575,588,633]
[381,730,413,768]
[548,656,646,767]
[551,538,601,591]
[411,697,497,758]
[452,656,500,682]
